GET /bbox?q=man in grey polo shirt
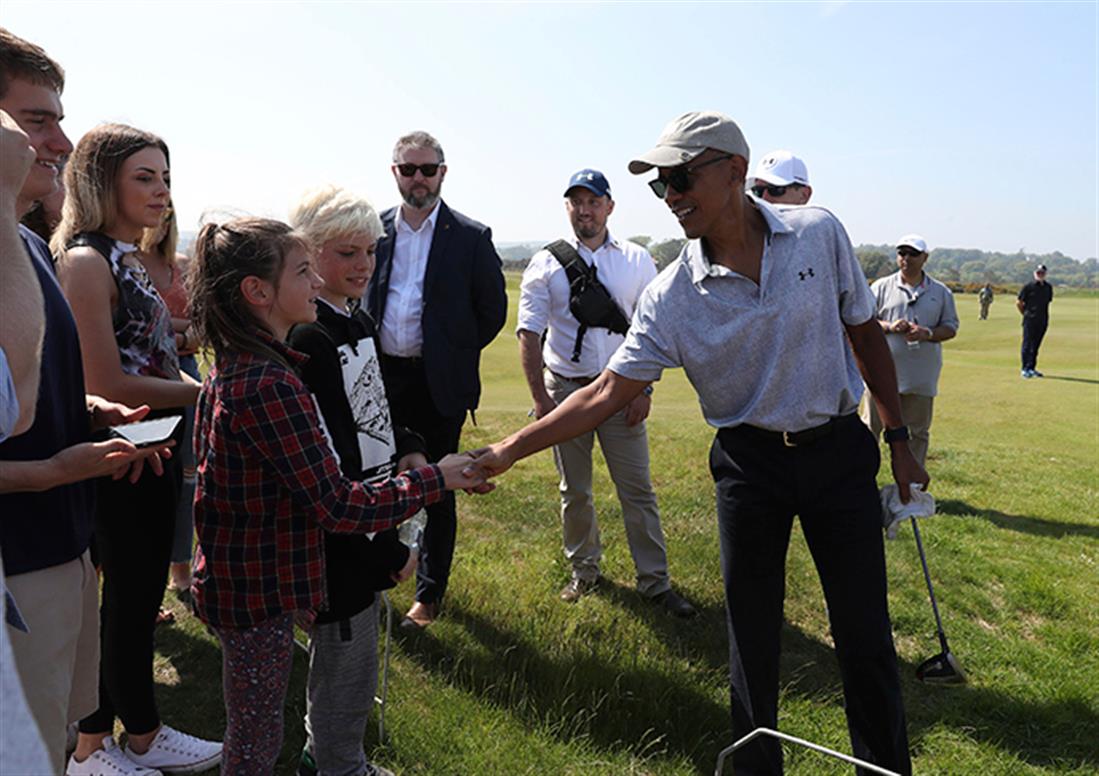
[861,235,959,466]
[472,111,924,775]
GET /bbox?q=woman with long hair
[137,204,197,600]
[54,123,221,776]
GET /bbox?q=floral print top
[72,232,180,380]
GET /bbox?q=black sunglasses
[396,162,443,178]
[648,154,733,199]
[750,183,802,198]
[897,247,923,258]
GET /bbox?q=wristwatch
[883,426,910,443]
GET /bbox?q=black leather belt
[743,414,853,448]
[548,369,599,386]
[382,354,424,367]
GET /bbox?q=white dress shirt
[379,201,441,357]
[517,232,657,378]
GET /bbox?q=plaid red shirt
[192,336,445,629]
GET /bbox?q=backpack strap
[545,240,590,362]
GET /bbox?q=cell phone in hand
[108,416,181,448]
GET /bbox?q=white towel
[880,483,936,539]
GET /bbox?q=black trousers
[1021,316,1049,371]
[381,355,465,605]
[81,452,180,735]
[709,415,910,776]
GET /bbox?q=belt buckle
[782,431,797,448]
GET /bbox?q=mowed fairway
[157,281,1098,775]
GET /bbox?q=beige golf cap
[628,111,750,175]
[896,234,929,253]
[752,150,810,186]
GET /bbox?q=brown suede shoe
[559,575,600,603]
[400,600,438,631]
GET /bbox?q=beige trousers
[5,549,99,774]
[860,392,935,467]
[546,372,670,596]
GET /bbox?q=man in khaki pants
[516,168,694,617]
[861,234,959,465]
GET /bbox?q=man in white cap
[471,111,923,775]
[861,235,958,466]
[1016,264,1053,378]
[516,169,693,616]
[749,149,812,205]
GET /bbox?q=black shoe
[1032,369,1044,377]
[651,588,697,618]
[560,575,600,603]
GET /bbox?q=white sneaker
[67,736,163,775]
[124,725,221,774]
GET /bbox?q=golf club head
[916,651,967,684]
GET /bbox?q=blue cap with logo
[564,169,611,198]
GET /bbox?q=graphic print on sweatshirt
[315,335,397,483]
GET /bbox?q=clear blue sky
[6,1,1097,259]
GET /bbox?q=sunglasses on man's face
[750,183,801,198]
[897,247,923,258]
[648,154,734,199]
[396,163,443,178]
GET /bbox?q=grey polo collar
[685,197,794,287]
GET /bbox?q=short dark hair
[0,27,65,99]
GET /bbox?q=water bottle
[398,509,427,552]
[906,316,920,351]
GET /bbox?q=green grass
[158,280,1098,775]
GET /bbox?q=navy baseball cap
[564,169,611,198]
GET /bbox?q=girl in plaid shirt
[189,218,486,775]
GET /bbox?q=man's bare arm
[846,319,929,500]
[471,370,647,477]
[517,329,556,419]
[0,110,43,435]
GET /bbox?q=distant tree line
[854,245,1097,289]
[498,238,1097,289]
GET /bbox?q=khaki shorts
[5,549,99,773]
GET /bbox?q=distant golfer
[1017,264,1053,378]
[472,111,924,775]
[978,283,993,320]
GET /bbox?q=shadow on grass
[396,593,1098,773]
[1042,375,1099,385]
[398,596,732,772]
[938,498,1099,540]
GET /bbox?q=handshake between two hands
[435,446,514,494]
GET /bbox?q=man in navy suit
[368,131,507,630]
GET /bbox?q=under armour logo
[798,268,815,281]
[583,173,595,180]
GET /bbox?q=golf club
[910,517,967,684]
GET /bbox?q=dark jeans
[709,415,910,776]
[1021,316,1048,371]
[81,451,181,735]
[380,355,465,605]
